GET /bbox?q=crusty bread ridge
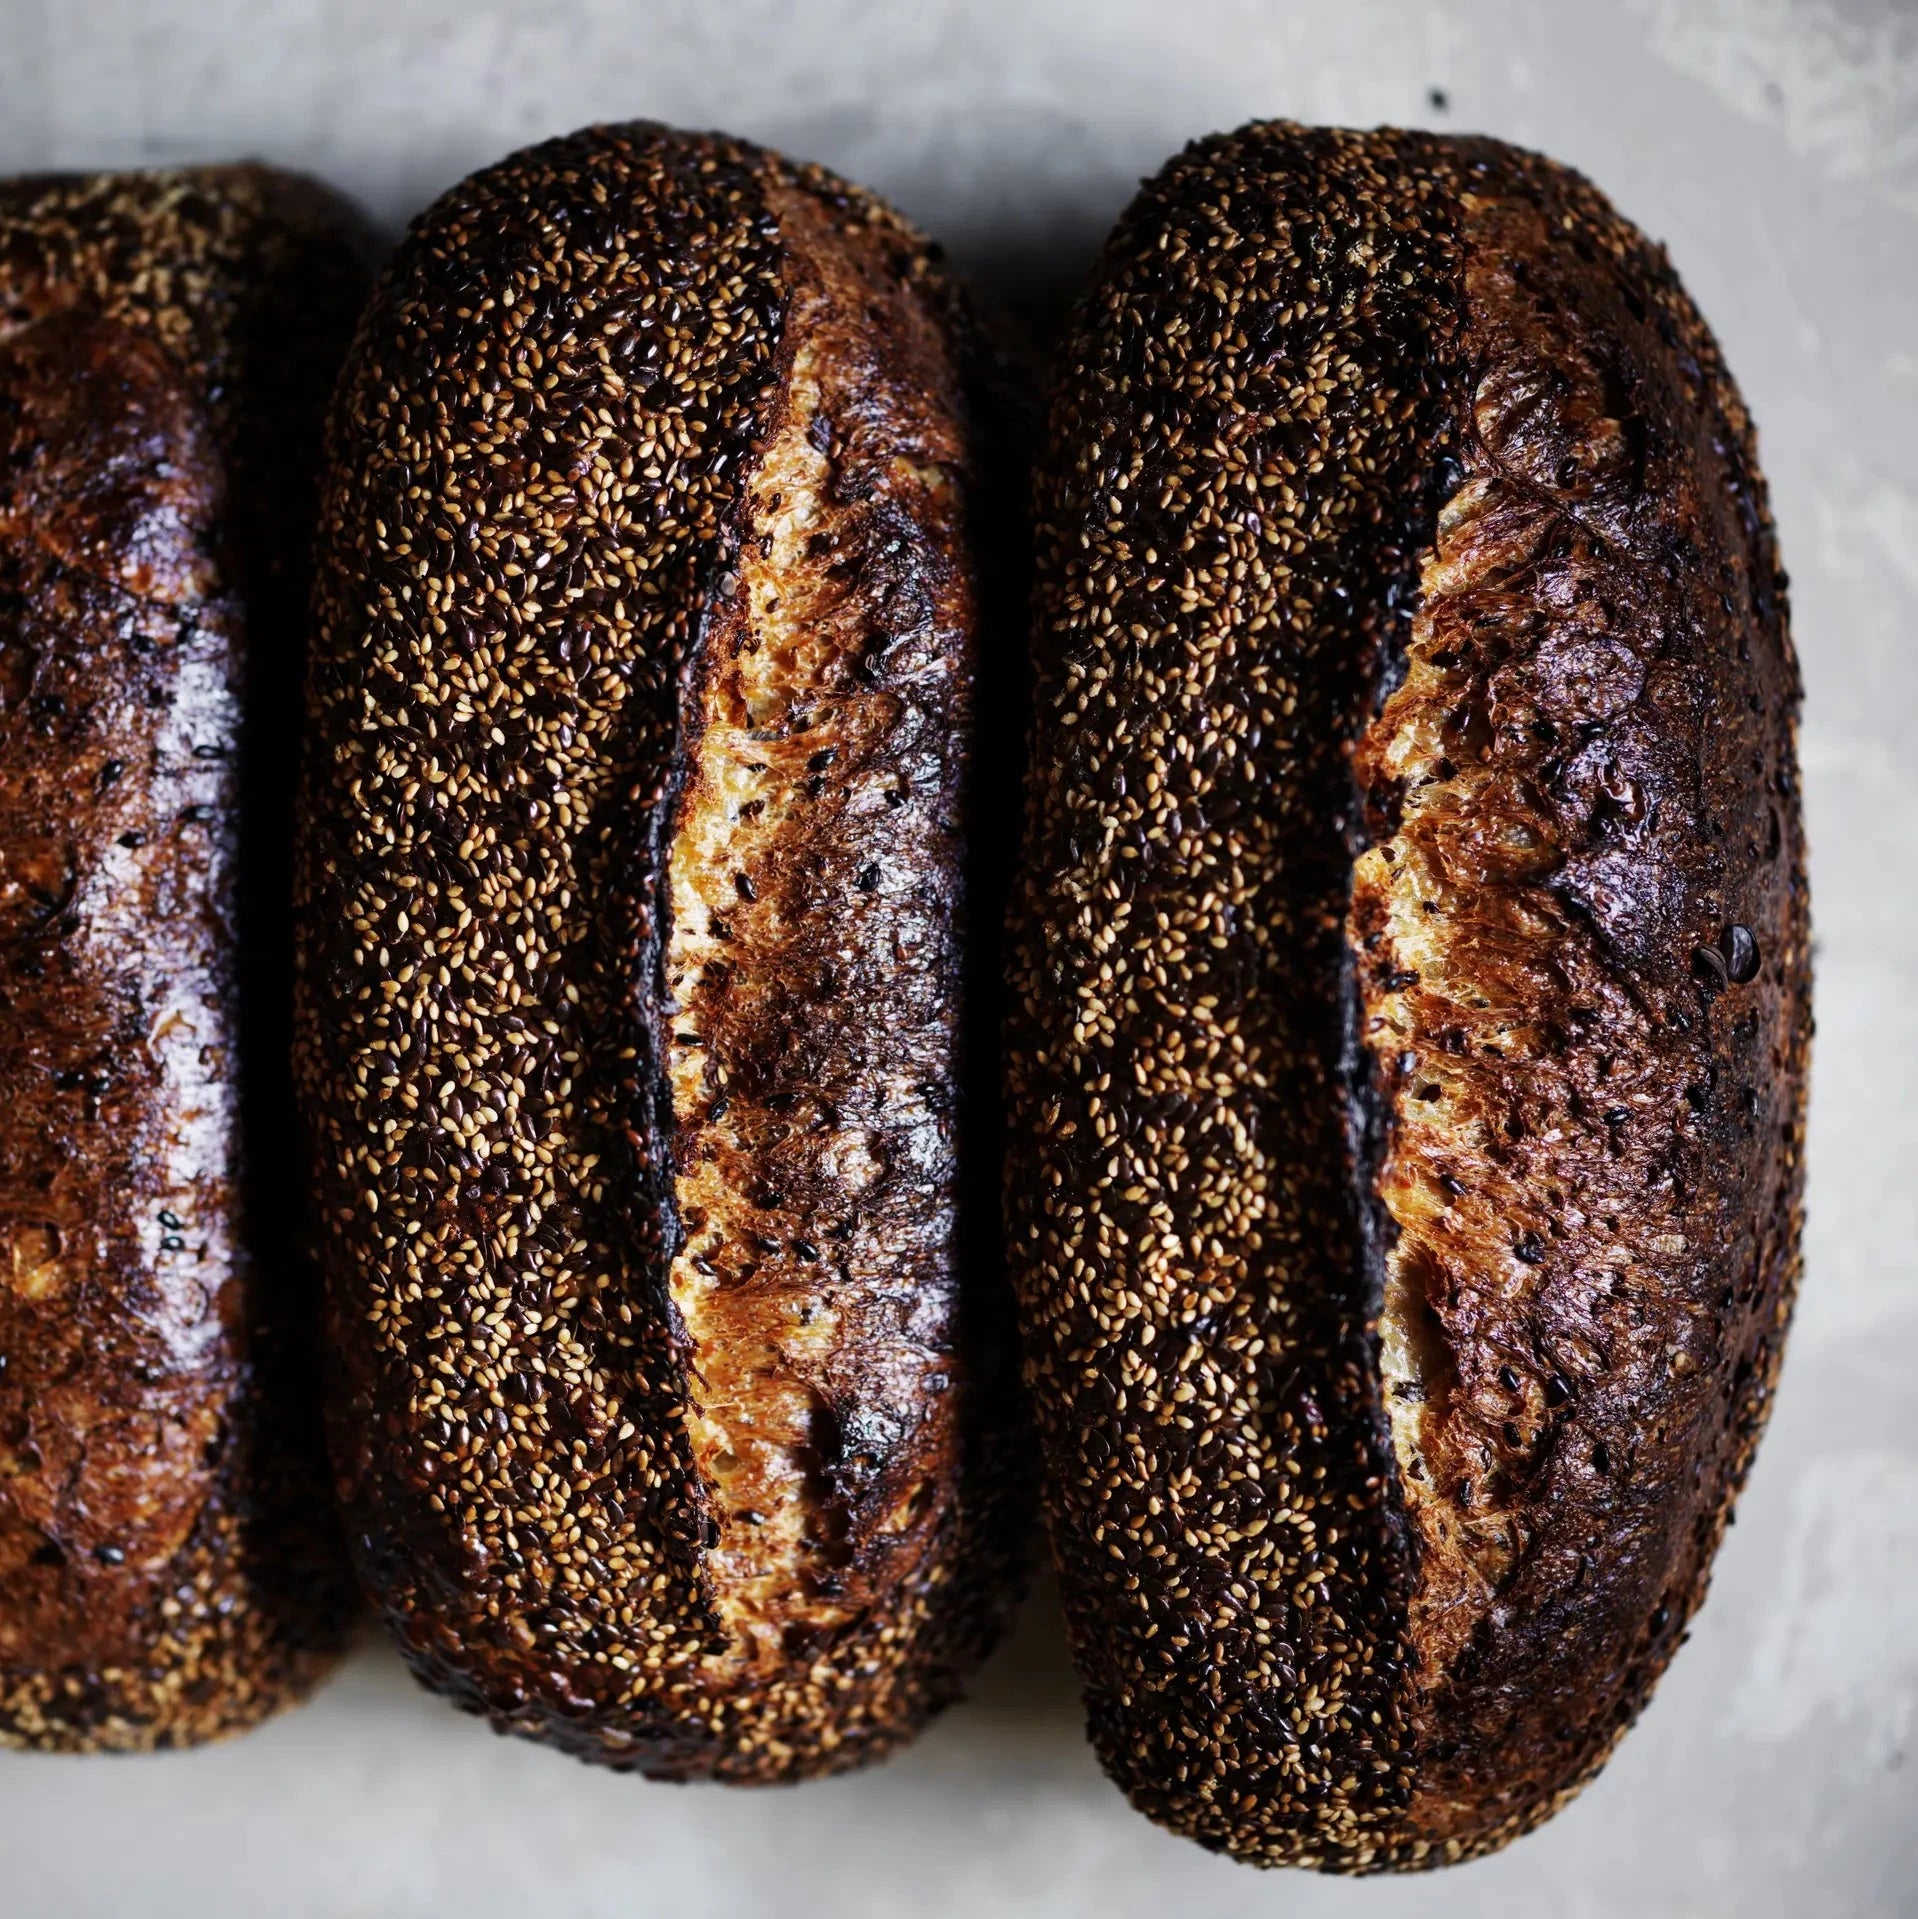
[1004,122,1808,1867]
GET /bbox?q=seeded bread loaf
[0,166,371,1749]
[293,123,1025,1780]
[1005,123,1809,1868]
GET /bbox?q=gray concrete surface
[1,1,1913,1913]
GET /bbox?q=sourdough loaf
[0,165,371,1750]
[294,124,1026,1780]
[1005,123,1809,1867]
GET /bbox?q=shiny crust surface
[294,124,1023,1780]
[0,168,371,1750]
[1005,124,1807,1867]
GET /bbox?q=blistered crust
[1007,124,1806,1869]
[295,124,1022,1780]
[0,168,370,1750]
[1351,157,1808,1856]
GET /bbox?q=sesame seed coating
[0,166,372,1751]
[294,123,1026,1780]
[1005,123,1806,1868]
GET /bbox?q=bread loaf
[1005,124,1809,1867]
[0,166,371,1749]
[293,123,1025,1780]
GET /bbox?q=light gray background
[1,1,1914,1913]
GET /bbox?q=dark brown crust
[1354,144,1808,1855]
[0,167,373,1750]
[293,123,1025,1780]
[1005,123,1807,1868]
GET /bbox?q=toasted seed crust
[0,166,372,1751]
[294,123,1025,1781]
[1005,123,1807,1869]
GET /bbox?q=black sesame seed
[1722,923,1760,983]
[1690,943,1729,990]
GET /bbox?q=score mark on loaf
[0,166,370,1751]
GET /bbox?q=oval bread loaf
[293,123,1026,1780]
[1005,123,1810,1868]
[0,166,371,1750]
